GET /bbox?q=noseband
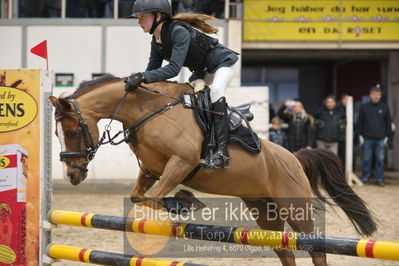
[56,99,98,173]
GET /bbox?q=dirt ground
[52,172,399,266]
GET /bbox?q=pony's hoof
[162,197,190,215]
[130,196,146,204]
[175,190,206,211]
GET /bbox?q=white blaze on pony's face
[56,121,69,181]
[49,96,89,186]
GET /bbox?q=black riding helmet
[129,0,172,17]
[129,0,172,34]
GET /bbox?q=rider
[125,0,239,169]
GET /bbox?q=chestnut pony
[50,75,376,266]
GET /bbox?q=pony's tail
[172,13,218,34]
[294,148,377,237]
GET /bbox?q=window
[2,0,134,18]
[1,0,11,18]
[18,0,61,18]
[1,1,233,19]
[66,0,111,18]
[242,66,299,106]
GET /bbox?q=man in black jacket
[315,95,345,155]
[278,100,315,152]
[356,86,392,186]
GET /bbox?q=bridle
[56,99,100,173]
[54,83,223,176]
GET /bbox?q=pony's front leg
[130,169,158,203]
[145,155,196,206]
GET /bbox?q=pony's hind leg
[242,198,297,266]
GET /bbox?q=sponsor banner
[244,0,399,41]
[0,145,27,266]
[0,69,51,265]
[0,87,38,132]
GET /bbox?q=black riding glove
[125,73,144,92]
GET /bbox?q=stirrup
[199,152,229,169]
[199,154,214,169]
[214,151,230,168]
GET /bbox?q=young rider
[125,0,239,169]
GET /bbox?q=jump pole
[47,244,204,266]
[49,210,399,262]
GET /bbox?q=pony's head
[49,96,100,185]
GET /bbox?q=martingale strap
[126,100,181,146]
[124,100,181,181]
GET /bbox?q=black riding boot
[201,97,230,169]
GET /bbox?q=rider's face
[138,13,154,33]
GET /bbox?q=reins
[60,83,218,176]
[58,81,260,182]
[138,84,224,116]
[99,83,224,147]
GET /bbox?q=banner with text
[0,69,52,265]
[244,0,399,41]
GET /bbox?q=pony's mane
[66,74,123,99]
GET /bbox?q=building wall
[0,19,225,83]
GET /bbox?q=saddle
[186,87,261,162]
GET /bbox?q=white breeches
[204,63,238,103]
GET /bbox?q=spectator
[194,0,224,18]
[66,0,112,18]
[315,95,345,155]
[42,0,61,17]
[18,0,45,17]
[172,0,194,15]
[337,93,348,118]
[269,118,288,148]
[356,85,392,186]
[278,100,315,152]
[269,104,276,123]
[337,93,348,163]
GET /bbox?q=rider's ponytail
[171,13,219,34]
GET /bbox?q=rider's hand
[190,79,206,93]
[125,73,144,92]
